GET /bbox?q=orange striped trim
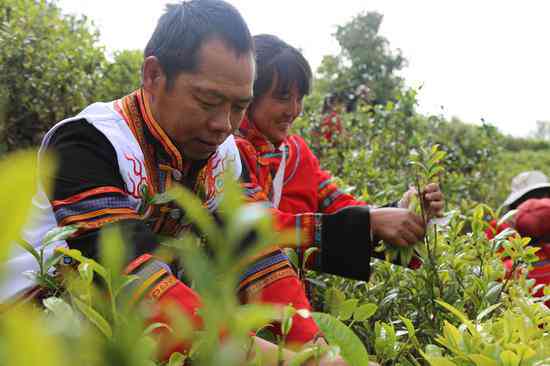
[124,254,153,275]
[237,260,291,291]
[239,267,296,303]
[147,274,178,300]
[59,208,138,226]
[299,215,315,248]
[241,246,283,265]
[71,214,141,232]
[117,92,158,197]
[52,186,128,209]
[137,89,183,170]
[130,268,168,306]
[318,184,337,199]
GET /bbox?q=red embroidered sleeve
[237,137,322,260]
[291,136,366,213]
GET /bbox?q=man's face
[145,38,255,160]
[249,78,304,146]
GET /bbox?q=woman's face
[249,79,304,146]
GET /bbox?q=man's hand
[399,183,444,219]
[370,208,425,247]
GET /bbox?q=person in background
[319,93,345,144]
[510,198,550,307]
[486,171,550,239]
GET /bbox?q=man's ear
[142,56,165,94]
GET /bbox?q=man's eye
[276,95,290,101]
[232,105,247,113]
[199,100,217,110]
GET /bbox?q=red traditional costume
[235,117,420,343]
[515,199,550,307]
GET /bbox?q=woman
[236,34,443,345]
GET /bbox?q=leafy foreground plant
[422,298,550,366]
[305,146,550,366]
[0,149,375,366]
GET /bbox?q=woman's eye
[232,105,246,113]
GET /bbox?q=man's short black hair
[145,0,253,87]
[252,34,312,100]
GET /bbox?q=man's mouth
[196,138,220,151]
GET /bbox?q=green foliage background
[0,0,141,152]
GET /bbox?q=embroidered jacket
[237,117,364,216]
[4,89,241,299]
[234,117,379,298]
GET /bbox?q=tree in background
[97,49,143,101]
[0,0,142,152]
[530,120,550,140]
[316,11,407,109]
[0,0,106,151]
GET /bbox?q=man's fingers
[392,236,409,248]
[399,228,419,246]
[425,191,443,202]
[405,215,425,240]
[409,212,425,227]
[422,182,440,193]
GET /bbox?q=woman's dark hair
[252,34,312,100]
[144,0,253,88]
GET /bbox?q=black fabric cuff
[319,206,373,281]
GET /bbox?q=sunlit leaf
[0,151,54,264]
[312,312,370,366]
[72,296,112,338]
[354,303,378,322]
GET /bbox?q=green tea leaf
[0,151,54,264]
[312,312,370,366]
[302,247,319,269]
[475,303,502,322]
[283,248,299,270]
[281,305,296,338]
[42,225,78,247]
[168,351,187,366]
[424,357,457,366]
[78,262,94,285]
[469,354,498,366]
[99,224,126,277]
[72,296,112,338]
[0,305,67,366]
[288,346,324,366]
[500,351,520,366]
[16,240,40,264]
[354,303,378,322]
[325,287,345,316]
[338,299,358,321]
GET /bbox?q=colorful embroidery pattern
[115,89,222,237]
[52,187,141,231]
[238,249,297,302]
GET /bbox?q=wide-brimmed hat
[502,171,550,209]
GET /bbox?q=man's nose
[208,109,233,135]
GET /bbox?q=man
[4,2,350,364]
